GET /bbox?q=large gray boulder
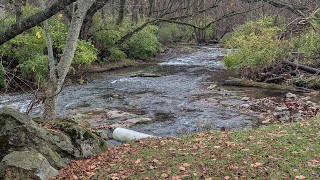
[0,107,108,179]
[0,151,58,180]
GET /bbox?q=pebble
[240,104,251,109]
[275,106,289,112]
[241,97,250,101]
[286,92,297,99]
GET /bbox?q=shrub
[18,54,48,84]
[73,40,98,64]
[223,16,291,74]
[0,10,98,87]
[293,30,320,59]
[108,47,127,62]
[288,76,320,90]
[125,25,160,59]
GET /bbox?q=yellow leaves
[58,13,63,19]
[35,31,41,39]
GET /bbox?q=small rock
[207,84,217,90]
[279,115,290,122]
[306,101,316,106]
[286,93,297,99]
[262,119,271,124]
[275,106,289,112]
[240,104,251,109]
[241,97,250,101]
[302,96,311,101]
[293,113,304,121]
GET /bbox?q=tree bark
[42,0,95,120]
[116,0,126,25]
[40,0,58,120]
[131,0,139,24]
[14,0,25,22]
[80,0,109,40]
[0,0,77,46]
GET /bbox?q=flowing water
[1,46,296,138]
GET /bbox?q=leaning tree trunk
[80,0,109,40]
[43,0,95,120]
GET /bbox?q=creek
[1,46,318,141]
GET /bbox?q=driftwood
[222,78,310,93]
[282,60,320,74]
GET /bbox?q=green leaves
[223,16,291,74]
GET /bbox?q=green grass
[54,117,320,179]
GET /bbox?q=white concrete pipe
[112,128,154,142]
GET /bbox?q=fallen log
[222,78,310,93]
[282,60,320,74]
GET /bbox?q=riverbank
[52,116,320,179]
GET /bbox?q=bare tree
[41,0,95,120]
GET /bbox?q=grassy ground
[53,117,320,180]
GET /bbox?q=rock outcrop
[0,107,108,180]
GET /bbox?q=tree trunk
[43,86,57,120]
[80,0,109,40]
[116,0,126,25]
[40,0,58,120]
[42,0,95,120]
[148,0,154,17]
[131,0,139,24]
[14,0,24,22]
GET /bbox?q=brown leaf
[295,175,306,179]
[135,159,142,164]
[179,166,186,171]
[250,162,264,168]
[161,173,169,178]
[182,163,190,167]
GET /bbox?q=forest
[0,0,319,179]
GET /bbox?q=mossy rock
[50,119,108,157]
[0,151,58,180]
[0,107,108,176]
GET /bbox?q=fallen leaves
[135,158,142,164]
[51,118,320,180]
[250,162,264,168]
[295,175,306,179]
